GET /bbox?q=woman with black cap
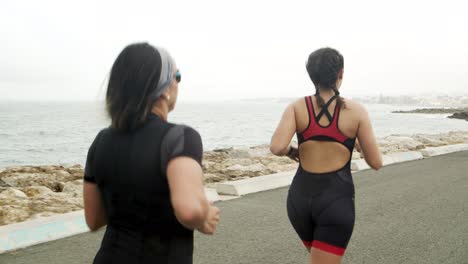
[83,43,219,264]
[270,47,382,264]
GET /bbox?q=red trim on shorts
[311,240,346,256]
[302,240,313,247]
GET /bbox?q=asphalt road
[1,151,467,264]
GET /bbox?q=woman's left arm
[270,103,297,157]
[83,131,107,231]
[83,182,107,231]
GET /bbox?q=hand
[287,143,299,162]
[197,205,220,235]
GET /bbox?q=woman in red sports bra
[270,47,382,264]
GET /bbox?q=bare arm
[356,107,382,170]
[167,157,213,231]
[83,182,107,231]
[270,104,297,156]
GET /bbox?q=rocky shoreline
[448,112,468,121]
[1,131,468,226]
[392,108,468,121]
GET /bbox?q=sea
[1,100,467,169]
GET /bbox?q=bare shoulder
[292,97,306,105]
[290,97,306,110]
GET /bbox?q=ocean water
[1,100,467,169]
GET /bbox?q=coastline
[392,107,468,121]
[1,131,468,226]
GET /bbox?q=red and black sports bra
[297,95,356,153]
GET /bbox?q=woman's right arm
[356,105,383,170]
[163,126,219,234]
[167,157,219,233]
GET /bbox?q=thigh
[313,197,355,256]
[287,191,315,246]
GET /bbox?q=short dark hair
[106,43,162,132]
[306,47,345,107]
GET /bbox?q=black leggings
[93,226,193,264]
[287,166,355,256]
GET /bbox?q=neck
[151,100,169,121]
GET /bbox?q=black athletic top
[84,113,203,263]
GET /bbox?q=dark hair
[306,47,345,108]
[106,43,162,132]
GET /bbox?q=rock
[39,165,65,172]
[0,206,30,225]
[225,158,256,167]
[1,171,75,189]
[226,149,251,159]
[0,188,28,198]
[0,178,10,187]
[51,182,65,192]
[379,136,425,153]
[66,165,84,179]
[448,112,468,121]
[247,146,271,157]
[392,108,467,114]
[28,193,83,216]
[21,186,53,197]
[265,163,298,173]
[30,212,58,220]
[203,173,226,183]
[226,163,266,172]
[62,180,83,195]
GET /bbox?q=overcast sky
[1,0,467,102]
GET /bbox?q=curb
[0,188,221,254]
[205,187,221,202]
[216,171,294,196]
[420,143,468,157]
[350,151,424,171]
[0,210,87,254]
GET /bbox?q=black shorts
[287,166,355,256]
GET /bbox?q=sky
[1,0,467,102]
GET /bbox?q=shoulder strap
[315,95,337,122]
[305,96,314,120]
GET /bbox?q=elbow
[175,202,208,229]
[270,144,285,156]
[363,156,383,171]
[370,159,383,171]
[85,218,104,232]
[371,163,382,171]
[84,210,106,232]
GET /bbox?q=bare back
[294,96,360,173]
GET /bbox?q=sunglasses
[175,70,181,83]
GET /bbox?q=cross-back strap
[315,95,337,123]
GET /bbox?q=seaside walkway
[1,151,467,263]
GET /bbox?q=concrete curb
[420,143,468,157]
[351,151,424,171]
[0,188,220,253]
[216,171,294,196]
[0,210,88,254]
[205,187,221,202]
